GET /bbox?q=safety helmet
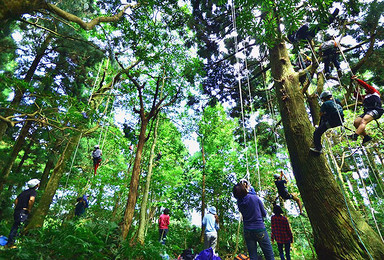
[94,145,100,149]
[273,174,280,179]
[320,91,332,100]
[27,179,40,188]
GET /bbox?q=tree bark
[269,39,384,259]
[121,118,149,239]
[0,121,33,192]
[24,132,82,231]
[137,115,160,244]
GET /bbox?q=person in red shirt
[271,205,293,260]
[349,76,383,144]
[159,208,170,244]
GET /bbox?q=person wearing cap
[349,76,383,144]
[273,172,303,215]
[92,145,102,175]
[75,195,90,217]
[310,91,344,154]
[159,208,170,244]
[5,179,40,248]
[233,183,274,260]
[202,206,219,253]
[271,205,293,260]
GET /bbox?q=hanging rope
[230,0,251,181]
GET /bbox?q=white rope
[231,0,251,180]
[87,59,106,105]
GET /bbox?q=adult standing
[233,183,274,260]
[271,205,293,260]
[159,208,170,244]
[92,145,102,175]
[349,76,383,144]
[202,206,220,253]
[5,179,40,248]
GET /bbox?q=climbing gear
[234,253,249,260]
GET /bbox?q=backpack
[180,249,196,260]
[234,253,249,260]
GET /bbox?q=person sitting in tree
[5,179,40,248]
[310,91,344,154]
[271,205,293,260]
[320,35,341,78]
[273,171,303,215]
[288,8,339,43]
[92,145,102,175]
[75,195,89,217]
[159,208,170,245]
[349,76,383,144]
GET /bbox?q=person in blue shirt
[310,91,344,154]
[233,183,275,260]
[202,206,219,253]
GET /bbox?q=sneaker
[310,147,322,154]
[362,135,372,144]
[348,133,359,141]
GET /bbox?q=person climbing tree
[273,172,303,215]
[320,35,341,78]
[271,205,293,260]
[349,75,383,144]
[239,179,256,195]
[75,195,89,217]
[310,91,344,154]
[92,145,102,175]
[202,206,219,254]
[287,8,339,43]
[5,179,40,248]
[159,208,170,244]
[155,151,162,161]
[233,183,275,260]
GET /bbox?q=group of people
[310,76,383,154]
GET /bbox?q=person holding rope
[349,76,383,144]
[233,182,275,260]
[159,208,170,244]
[310,91,344,154]
[92,145,102,175]
[320,35,341,78]
[273,172,303,216]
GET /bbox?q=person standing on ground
[349,76,383,144]
[202,206,219,253]
[5,179,40,248]
[273,171,303,215]
[159,208,170,244]
[271,205,293,260]
[92,145,102,175]
[233,183,275,260]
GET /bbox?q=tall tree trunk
[39,156,55,191]
[0,121,33,191]
[137,115,160,244]
[199,137,207,243]
[269,39,384,259]
[14,138,34,173]
[24,132,82,231]
[121,118,149,239]
[0,34,51,140]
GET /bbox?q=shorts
[359,109,384,120]
[279,192,293,200]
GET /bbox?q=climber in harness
[349,76,383,144]
[310,91,344,154]
[273,171,304,216]
[288,8,339,43]
[92,145,102,175]
[320,35,341,78]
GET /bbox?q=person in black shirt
[5,179,40,248]
[273,172,303,215]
